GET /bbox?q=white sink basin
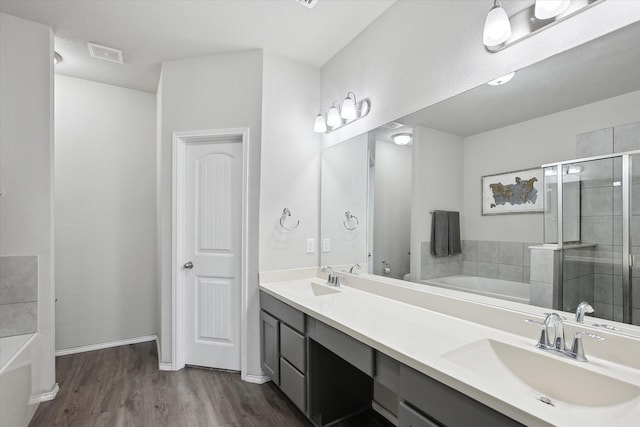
[275,281,341,298]
[442,339,640,408]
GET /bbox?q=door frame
[171,128,250,377]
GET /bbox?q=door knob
[184,261,194,269]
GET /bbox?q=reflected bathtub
[423,275,530,304]
[0,333,39,427]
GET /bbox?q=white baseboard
[158,362,174,371]
[29,383,59,405]
[242,373,270,384]
[372,401,398,426]
[55,335,158,357]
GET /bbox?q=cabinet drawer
[398,401,438,427]
[400,365,523,427]
[280,357,306,412]
[309,319,374,376]
[260,291,305,333]
[280,322,306,372]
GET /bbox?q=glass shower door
[561,157,625,321]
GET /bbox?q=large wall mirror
[320,21,640,327]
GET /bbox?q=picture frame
[481,167,544,215]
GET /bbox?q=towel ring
[280,208,300,231]
[343,210,359,231]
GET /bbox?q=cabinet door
[260,310,280,385]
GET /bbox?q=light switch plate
[322,238,330,253]
[306,239,315,254]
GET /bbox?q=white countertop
[259,270,640,427]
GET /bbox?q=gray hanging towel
[430,210,449,257]
[448,211,461,256]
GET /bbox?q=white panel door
[184,140,242,370]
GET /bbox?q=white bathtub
[423,275,530,304]
[0,333,40,427]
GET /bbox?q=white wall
[372,140,411,279]
[320,1,640,148]
[259,53,321,271]
[463,89,640,243]
[157,51,263,375]
[54,75,157,350]
[320,134,369,267]
[0,12,55,399]
[410,126,464,281]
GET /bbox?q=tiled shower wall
[576,121,640,324]
[0,256,38,337]
[420,240,539,282]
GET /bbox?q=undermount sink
[277,281,341,298]
[442,339,640,408]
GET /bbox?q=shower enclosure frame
[542,150,639,324]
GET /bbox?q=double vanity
[259,268,640,427]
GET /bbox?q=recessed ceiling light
[487,71,516,86]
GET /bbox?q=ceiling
[0,0,395,93]
[398,20,640,137]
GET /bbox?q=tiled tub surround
[0,256,38,337]
[421,240,539,283]
[260,268,640,427]
[576,121,640,324]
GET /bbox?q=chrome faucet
[526,313,604,362]
[575,301,594,323]
[321,266,340,287]
[349,263,361,274]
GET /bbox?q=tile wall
[0,256,38,337]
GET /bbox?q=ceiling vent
[382,121,405,130]
[293,0,319,9]
[87,42,124,64]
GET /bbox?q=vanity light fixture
[326,103,343,128]
[313,112,327,133]
[483,0,605,52]
[392,133,412,146]
[487,71,516,86]
[313,92,371,133]
[340,92,358,120]
[535,0,570,20]
[483,0,512,47]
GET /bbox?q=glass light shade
[340,94,357,120]
[487,71,515,86]
[534,0,570,20]
[392,133,412,146]
[313,113,327,133]
[483,4,512,47]
[327,105,342,127]
[360,99,370,117]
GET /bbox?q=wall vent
[382,121,405,130]
[87,42,124,64]
[293,0,319,9]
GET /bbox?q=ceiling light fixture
[392,133,412,146]
[483,0,512,47]
[313,92,371,134]
[534,0,570,20]
[484,0,605,52]
[54,52,63,65]
[487,71,516,86]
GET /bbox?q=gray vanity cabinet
[399,365,523,427]
[260,310,280,385]
[259,292,308,413]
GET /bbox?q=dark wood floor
[30,342,392,427]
